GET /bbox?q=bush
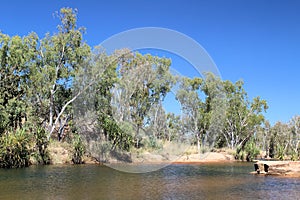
[146,135,162,150]
[291,151,298,161]
[33,127,51,165]
[235,138,260,162]
[72,134,85,164]
[0,129,33,168]
[244,139,260,162]
[276,145,285,161]
[235,148,246,161]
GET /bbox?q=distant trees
[261,116,300,160]
[176,77,203,154]
[1,7,300,168]
[222,80,268,150]
[175,74,268,154]
[111,50,174,148]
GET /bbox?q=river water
[0,163,300,199]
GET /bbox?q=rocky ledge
[253,161,300,177]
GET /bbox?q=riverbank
[129,151,236,164]
[47,141,236,165]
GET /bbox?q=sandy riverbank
[129,151,236,164]
[83,151,237,166]
[47,141,236,165]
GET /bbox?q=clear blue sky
[1,0,300,124]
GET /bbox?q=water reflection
[0,163,300,199]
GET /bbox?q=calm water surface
[0,163,300,200]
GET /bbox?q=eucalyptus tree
[27,8,90,140]
[92,49,134,151]
[268,121,290,159]
[176,73,226,153]
[223,80,268,149]
[289,115,300,157]
[266,117,300,160]
[148,102,168,140]
[166,113,182,142]
[0,32,38,134]
[112,50,174,148]
[199,73,226,148]
[254,120,271,157]
[0,32,43,168]
[176,77,203,154]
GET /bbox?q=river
[0,163,300,199]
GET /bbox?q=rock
[253,161,300,177]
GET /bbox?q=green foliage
[98,115,134,151]
[116,51,174,147]
[166,113,181,142]
[0,32,34,135]
[235,150,246,161]
[235,138,260,162]
[0,129,33,168]
[33,127,51,165]
[266,121,298,160]
[269,136,275,158]
[223,79,268,149]
[92,53,135,151]
[72,134,85,164]
[291,151,298,161]
[5,6,300,166]
[276,145,285,161]
[176,77,202,152]
[27,7,90,140]
[146,135,162,150]
[244,139,260,161]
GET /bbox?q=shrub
[291,151,298,161]
[235,147,246,161]
[235,138,260,162]
[33,127,51,165]
[276,145,285,161]
[0,129,33,168]
[72,134,85,164]
[244,139,260,162]
[146,135,162,150]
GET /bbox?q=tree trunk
[231,131,235,149]
[47,79,96,140]
[223,133,230,148]
[58,115,69,141]
[136,125,140,148]
[197,133,201,155]
[49,89,54,133]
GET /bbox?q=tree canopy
[0,7,299,168]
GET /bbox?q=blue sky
[1,0,300,124]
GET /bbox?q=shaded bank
[46,141,236,165]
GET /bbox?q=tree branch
[47,75,99,140]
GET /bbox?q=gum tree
[176,73,225,154]
[0,32,37,134]
[113,51,174,148]
[223,80,268,150]
[176,77,203,154]
[28,8,90,140]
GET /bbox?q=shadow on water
[0,162,300,199]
